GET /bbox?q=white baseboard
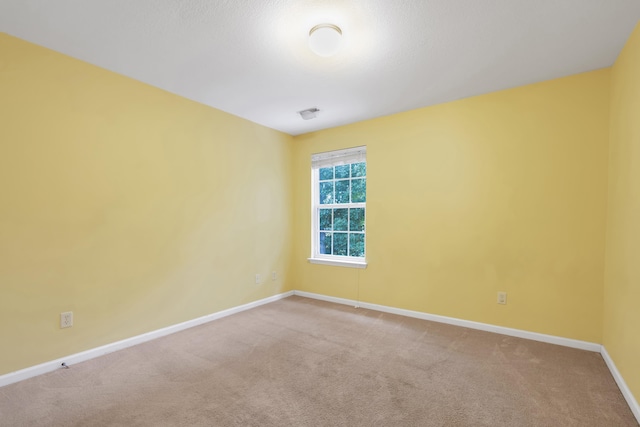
[293,290,602,352]
[293,291,640,421]
[0,291,294,388]
[601,346,640,423]
[3,288,638,426]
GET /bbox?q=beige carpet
[0,296,636,426]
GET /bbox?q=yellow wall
[292,69,611,343]
[1,25,634,400]
[604,23,640,406]
[0,34,294,375]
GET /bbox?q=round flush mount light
[308,24,343,57]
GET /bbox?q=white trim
[294,289,639,419]
[307,258,367,269]
[3,288,638,425]
[601,346,640,423]
[0,291,294,388]
[293,290,601,352]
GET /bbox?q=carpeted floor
[0,296,637,426]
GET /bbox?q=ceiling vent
[298,107,319,120]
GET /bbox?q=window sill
[307,258,368,269]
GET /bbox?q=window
[309,146,367,268]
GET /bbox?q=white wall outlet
[497,292,507,305]
[255,274,261,284]
[60,311,73,328]
[272,271,277,281]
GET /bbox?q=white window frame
[308,146,367,269]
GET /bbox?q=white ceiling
[1,1,639,136]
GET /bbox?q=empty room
[1,1,639,425]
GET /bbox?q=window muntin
[311,147,366,264]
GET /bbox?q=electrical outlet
[497,292,507,305]
[60,311,73,328]
[271,271,277,281]
[255,274,261,284]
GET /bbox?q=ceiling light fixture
[308,24,342,57]
[298,107,319,120]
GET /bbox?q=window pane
[319,182,334,204]
[319,232,332,254]
[333,208,348,231]
[351,162,366,177]
[319,167,334,181]
[349,208,365,231]
[351,179,366,202]
[335,180,350,203]
[333,233,348,256]
[349,234,365,257]
[335,164,350,179]
[319,209,332,231]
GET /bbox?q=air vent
[298,107,319,120]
